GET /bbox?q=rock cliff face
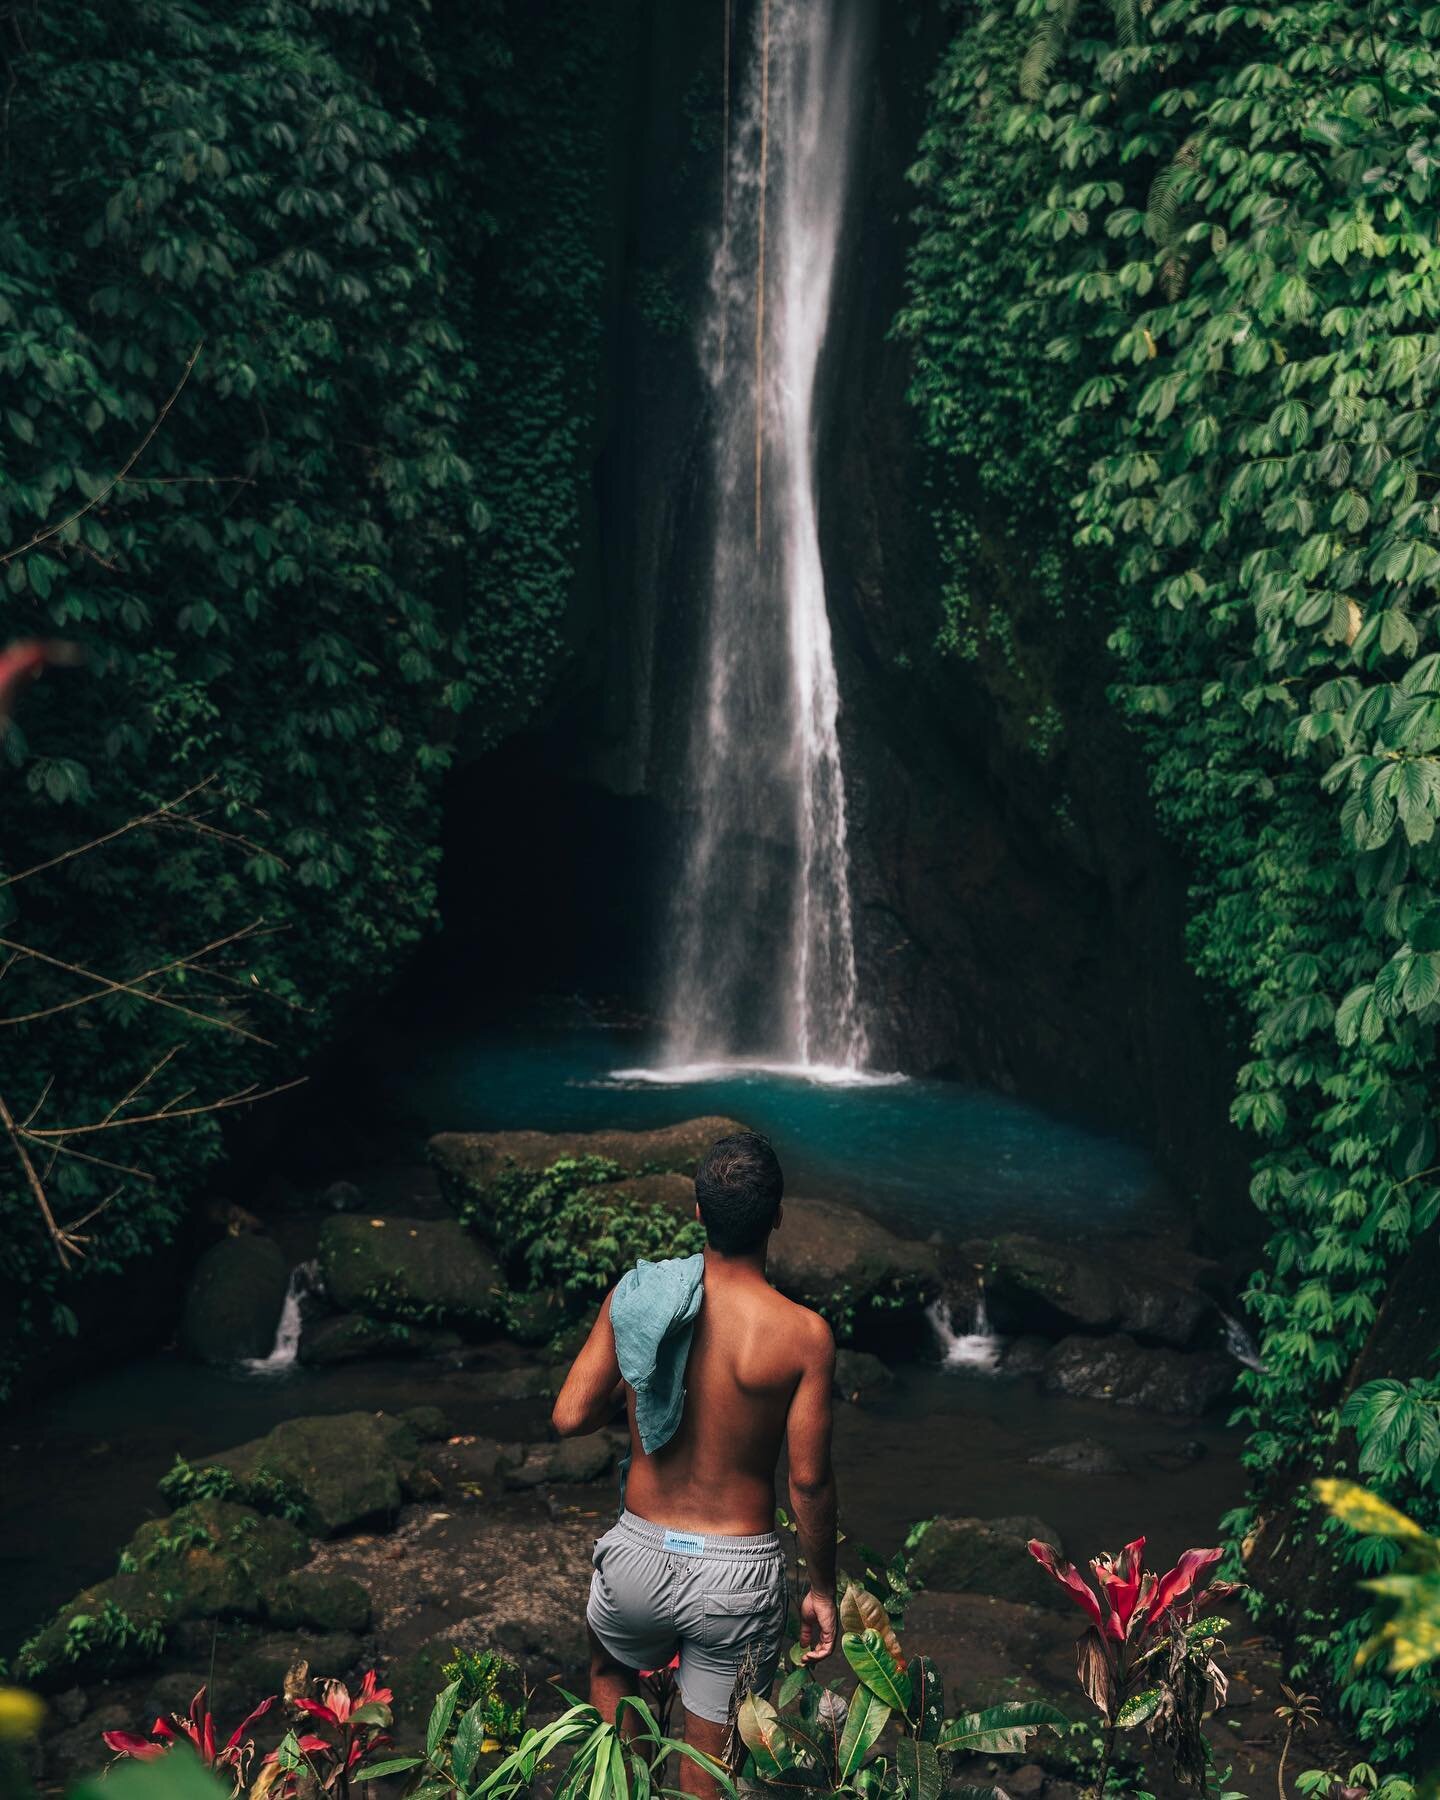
[443,0,1252,1238]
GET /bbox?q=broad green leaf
[842,1629,913,1711]
[937,1700,1068,1753]
[837,1686,891,1777]
[895,1736,942,1800]
[1115,1687,1162,1728]
[427,1678,462,1757]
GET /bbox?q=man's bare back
[550,1131,838,1796]
[623,1262,833,1535]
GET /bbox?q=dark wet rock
[769,1195,937,1318]
[180,1234,289,1365]
[430,1119,745,1230]
[1042,1334,1235,1416]
[833,1348,893,1400]
[208,1626,365,1698]
[960,1232,1211,1348]
[504,1287,570,1346]
[999,1334,1051,1377]
[900,1591,1053,1709]
[321,1179,365,1211]
[1147,1437,1210,1473]
[1005,1766,1047,1798]
[261,1572,372,1634]
[216,1410,431,1535]
[319,1215,502,1334]
[485,1363,560,1402]
[907,1514,1066,1610]
[299,1312,460,1365]
[507,1435,615,1488]
[1027,1436,1128,1476]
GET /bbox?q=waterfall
[928,1283,1001,1372]
[660,0,869,1076]
[243,1259,317,1375]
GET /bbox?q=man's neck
[702,1243,770,1281]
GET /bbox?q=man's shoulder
[764,1286,834,1357]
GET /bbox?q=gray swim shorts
[586,1510,789,1724]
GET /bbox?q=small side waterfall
[928,1280,1001,1372]
[244,1260,317,1375]
[660,0,870,1076]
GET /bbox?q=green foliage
[0,0,610,1393]
[900,0,1440,1760]
[441,1648,529,1751]
[476,1157,706,1312]
[157,1454,308,1524]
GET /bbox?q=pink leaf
[1028,1538,1106,1633]
[102,1732,169,1760]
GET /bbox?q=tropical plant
[896,0,1440,1756]
[1028,1537,1237,1791]
[102,1685,276,1795]
[1316,1481,1440,1681]
[368,1687,722,1800]
[736,1577,1067,1799]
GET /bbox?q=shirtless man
[551,1131,838,1795]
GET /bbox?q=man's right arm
[786,1312,838,1666]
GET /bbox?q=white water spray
[661,0,869,1073]
[928,1283,1002,1372]
[244,1260,317,1375]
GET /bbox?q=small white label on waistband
[662,1529,705,1557]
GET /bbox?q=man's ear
[695,1201,702,1222]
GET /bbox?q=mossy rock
[769,1195,937,1319]
[180,1234,289,1365]
[299,1312,455,1365]
[429,1119,744,1231]
[262,1572,372,1633]
[17,1500,307,1688]
[215,1410,425,1535]
[319,1214,502,1334]
[908,1515,1067,1611]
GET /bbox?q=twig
[0,342,204,567]
[24,1075,307,1138]
[0,920,269,1028]
[0,778,216,888]
[0,1088,75,1268]
[0,931,273,1045]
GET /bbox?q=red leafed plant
[102,1685,275,1794]
[256,1668,396,1798]
[1029,1535,1240,1792]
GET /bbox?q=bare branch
[24,1075,306,1139]
[0,342,204,567]
[0,1089,75,1268]
[0,930,274,1045]
[0,778,216,889]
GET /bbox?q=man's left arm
[551,1288,625,1437]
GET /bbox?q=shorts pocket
[702,1583,783,1657]
[592,1525,620,1574]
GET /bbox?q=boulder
[484,1364,561,1402]
[429,1118,745,1229]
[299,1313,460,1366]
[1026,1436,1128,1476]
[770,1196,936,1319]
[321,1179,365,1212]
[999,1335,1051,1377]
[180,1234,290,1365]
[833,1349,893,1400]
[17,1499,308,1687]
[960,1233,1211,1349]
[1041,1334,1235,1416]
[201,1626,365,1701]
[507,1434,615,1488]
[261,1572,372,1633]
[907,1514,1066,1610]
[215,1410,430,1535]
[319,1215,502,1334]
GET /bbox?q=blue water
[393,1027,1168,1241]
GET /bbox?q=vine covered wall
[0,0,610,1390]
[898,0,1440,1758]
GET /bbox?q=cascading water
[659,0,870,1078]
[243,1260,317,1375]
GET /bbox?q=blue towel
[611,1252,705,1454]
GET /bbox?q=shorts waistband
[616,1509,782,1559]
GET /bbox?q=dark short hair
[694,1131,784,1254]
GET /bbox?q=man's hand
[798,1587,838,1666]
